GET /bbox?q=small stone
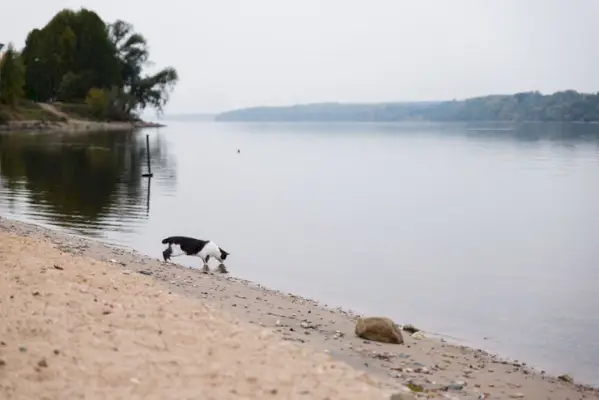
[558,374,573,384]
[447,380,466,390]
[19,346,27,353]
[32,291,40,296]
[402,324,420,334]
[37,358,48,368]
[53,349,60,355]
[0,358,5,366]
[406,382,424,392]
[53,264,63,270]
[509,393,524,399]
[390,394,412,400]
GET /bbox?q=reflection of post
[142,134,153,178]
[146,173,151,215]
[0,43,5,98]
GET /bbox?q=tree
[13,8,178,119]
[0,43,26,106]
[108,19,178,114]
[21,8,122,102]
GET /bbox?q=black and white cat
[161,236,230,273]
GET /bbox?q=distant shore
[0,102,165,133]
[1,216,598,399]
[214,90,599,123]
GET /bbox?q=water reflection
[0,129,176,237]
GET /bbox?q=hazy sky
[1,0,598,114]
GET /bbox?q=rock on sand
[355,317,404,344]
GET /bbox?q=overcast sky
[1,0,598,114]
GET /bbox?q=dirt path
[37,103,72,121]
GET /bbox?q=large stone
[355,317,404,344]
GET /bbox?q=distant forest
[215,91,599,123]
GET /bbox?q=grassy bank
[0,101,164,132]
[0,100,64,123]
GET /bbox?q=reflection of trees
[0,129,176,233]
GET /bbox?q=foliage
[216,91,599,123]
[85,86,137,121]
[0,108,9,124]
[108,19,178,114]
[21,9,122,102]
[85,88,109,119]
[13,8,178,118]
[0,44,26,106]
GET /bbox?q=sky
[1,0,598,114]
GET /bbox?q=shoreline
[0,119,165,133]
[1,216,598,399]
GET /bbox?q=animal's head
[219,248,229,260]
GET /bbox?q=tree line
[216,91,599,123]
[0,8,178,121]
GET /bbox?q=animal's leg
[201,255,210,273]
[217,263,228,274]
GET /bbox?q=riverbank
[1,217,597,399]
[0,102,165,132]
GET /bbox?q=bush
[0,108,10,124]
[84,86,135,121]
[85,87,109,119]
[0,44,26,106]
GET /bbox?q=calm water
[1,122,599,384]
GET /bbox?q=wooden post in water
[142,134,153,178]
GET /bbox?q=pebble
[558,374,573,384]
[447,380,466,391]
[509,393,524,399]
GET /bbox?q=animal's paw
[217,264,228,274]
[202,265,210,274]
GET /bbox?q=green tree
[21,8,122,102]
[0,44,26,106]
[108,19,178,114]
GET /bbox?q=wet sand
[1,217,597,399]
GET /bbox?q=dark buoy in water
[237,149,240,154]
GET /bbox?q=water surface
[1,121,598,384]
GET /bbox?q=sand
[1,217,598,400]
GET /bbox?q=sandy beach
[1,217,597,400]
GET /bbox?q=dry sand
[1,217,598,400]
